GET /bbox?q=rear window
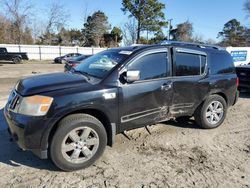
[174,52,206,76]
[210,52,235,74]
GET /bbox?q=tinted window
[175,52,206,76]
[210,52,235,74]
[128,52,167,80]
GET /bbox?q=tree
[218,19,247,47]
[191,33,204,43]
[170,21,193,42]
[42,2,69,45]
[121,0,167,43]
[110,27,123,45]
[244,0,250,17]
[122,18,137,46]
[148,31,166,44]
[104,27,123,47]
[3,0,33,44]
[82,11,110,47]
[0,15,10,43]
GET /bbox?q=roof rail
[160,40,225,50]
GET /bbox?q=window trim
[119,48,170,83]
[173,47,208,78]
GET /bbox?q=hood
[16,72,89,96]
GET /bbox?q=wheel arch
[193,91,228,116]
[12,55,22,60]
[47,108,115,150]
[209,92,228,105]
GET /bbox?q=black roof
[107,41,226,55]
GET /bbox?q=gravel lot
[0,63,249,188]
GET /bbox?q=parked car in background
[236,65,250,91]
[64,55,92,72]
[54,53,82,64]
[5,42,238,171]
[0,47,28,64]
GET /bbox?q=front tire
[50,114,107,171]
[194,95,227,129]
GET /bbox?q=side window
[210,52,235,74]
[0,48,6,53]
[128,52,168,81]
[175,52,206,76]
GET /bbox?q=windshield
[74,50,128,79]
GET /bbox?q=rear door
[170,47,209,116]
[118,48,173,131]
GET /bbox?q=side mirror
[126,70,140,83]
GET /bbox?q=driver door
[118,48,173,131]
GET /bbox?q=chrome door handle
[161,83,172,91]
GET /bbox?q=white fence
[0,44,107,60]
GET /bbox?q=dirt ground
[0,63,249,188]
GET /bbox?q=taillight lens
[236,77,239,88]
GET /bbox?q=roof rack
[160,40,225,50]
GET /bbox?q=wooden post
[39,46,42,60]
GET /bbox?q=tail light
[236,77,239,88]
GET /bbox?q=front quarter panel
[40,86,119,150]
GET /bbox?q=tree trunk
[136,19,141,44]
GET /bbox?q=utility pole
[168,18,173,40]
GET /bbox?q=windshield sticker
[119,51,133,55]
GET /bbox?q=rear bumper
[4,107,49,159]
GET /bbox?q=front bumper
[4,107,49,159]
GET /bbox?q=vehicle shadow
[0,61,13,64]
[162,118,200,129]
[0,108,58,171]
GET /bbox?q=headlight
[18,95,53,116]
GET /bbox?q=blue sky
[2,0,250,41]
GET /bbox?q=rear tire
[194,95,227,129]
[50,114,107,171]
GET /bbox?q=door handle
[161,83,172,91]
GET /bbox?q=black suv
[4,42,238,171]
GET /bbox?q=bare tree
[4,0,33,44]
[192,33,204,43]
[122,18,137,46]
[43,2,69,44]
[45,2,69,34]
[205,39,217,45]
